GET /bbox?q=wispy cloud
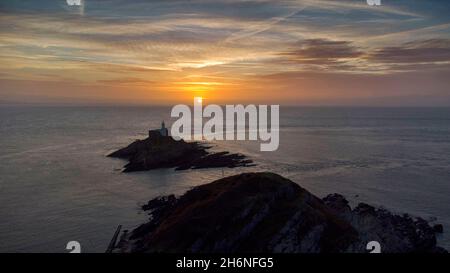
[0,0,449,105]
[368,39,450,64]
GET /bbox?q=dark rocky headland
[113,172,446,253]
[108,132,253,172]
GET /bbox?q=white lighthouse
[159,121,168,136]
[148,121,169,138]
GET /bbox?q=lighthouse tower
[159,121,168,136]
[148,121,169,139]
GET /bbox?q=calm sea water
[0,106,449,252]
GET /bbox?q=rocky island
[112,172,446,253]
[108,123,253,172]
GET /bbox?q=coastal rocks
[112,172,447,253]
[323,194,445,253]
[107,133,253,172]
[433,224,444,233]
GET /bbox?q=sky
[1,0,450,106]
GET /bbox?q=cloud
[368,39,450,64]
[96,77,155,87]
[1,0,450,105]
[279,39,362,65]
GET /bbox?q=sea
[0,105,449,252]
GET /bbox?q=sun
[195,97,203,104]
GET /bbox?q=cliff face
[114,172,446,253]
[108,134,253,172]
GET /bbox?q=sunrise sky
[1,0,450,105]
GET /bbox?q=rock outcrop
[108,134,253,172]
[323,194,445,252]
[113,172,446,253]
